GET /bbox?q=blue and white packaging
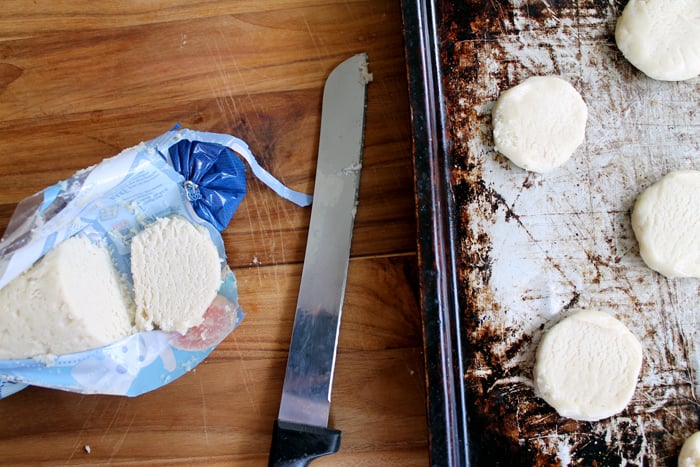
[0,128,311,399]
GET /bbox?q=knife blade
[268,53,371,466]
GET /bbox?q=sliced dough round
[615,0,700,81]
[631,170,700,278]
[131,215,222,335]
[492,76,588,173]
[679,431,700,467]
[534,310,643,422]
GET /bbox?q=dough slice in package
[0,128,311,399]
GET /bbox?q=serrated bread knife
[268,53,370,466]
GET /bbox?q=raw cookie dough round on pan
[533,310,643,422]
[492,76,588,173]
[679,431,700,467]
[615,0,700,81]
[631,170,700,278]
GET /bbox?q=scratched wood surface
[0,1,427,465]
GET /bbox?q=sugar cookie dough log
[131,215,222,335]
[631,170,700,279]
[534,310,643,422]
[615,0,700,81]
[492,76,588,173]
[0,236,135,359]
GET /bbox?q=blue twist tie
[183,180,203,202]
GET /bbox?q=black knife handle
[268,419,341,466]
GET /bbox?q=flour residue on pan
[444,0,700,464]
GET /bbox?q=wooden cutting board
[0,1,428,465]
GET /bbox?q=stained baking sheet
[403,0,700,465]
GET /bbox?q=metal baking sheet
[403,0,700,465]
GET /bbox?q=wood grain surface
[0,1,427,465]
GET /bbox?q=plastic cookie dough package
[0,128,311,399]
